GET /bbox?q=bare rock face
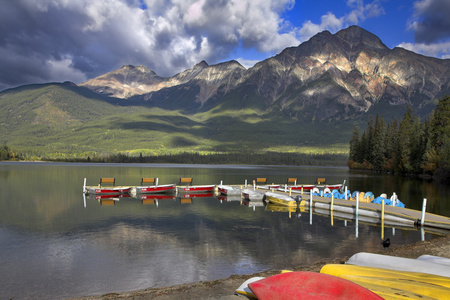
[80,26,450,121]
[80,65,164,98]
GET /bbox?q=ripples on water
[0,162,448,299]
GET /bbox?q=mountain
[81,25,450,120]
[1,26,449,158]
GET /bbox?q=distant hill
[1,26,448,159]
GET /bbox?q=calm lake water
[0,162,449,299]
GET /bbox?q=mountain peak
[195,60,209,68]
[335,25,388,51]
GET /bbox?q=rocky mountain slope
[81,25,450,121]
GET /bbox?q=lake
[0,162,449,299]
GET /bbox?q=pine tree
[371,114,386,171]
[349,126,360,162]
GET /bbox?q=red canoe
[287,185,316,191]
[88,187,132,194]
[248,271,382,300]
[135,184,176,194]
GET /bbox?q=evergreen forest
[348,96,449,183]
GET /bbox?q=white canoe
[416,255,450,267]
[235,277,265,298]
[217,185,241,195]
[242,188,265,201]
[346,252,450,278]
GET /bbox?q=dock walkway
[256,188,450,231]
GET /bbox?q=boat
[264,191,303,207]
[135,183,176,194]
[217,184,241,195]
[235,277,265,298]
[285,184,315,191]
[84,177,132,195]
[258,184,282,190]
[416,255,450,266]
[316,183,344,190]
[346,252,450,278]
[241,188,265,201]
[320,264,450,299]
[177,185,215,193]
[247,271,383,299]
[87,186,132,195]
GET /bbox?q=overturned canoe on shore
[248,271,382,299]
[346,252,450,278]
[321,264,450,299]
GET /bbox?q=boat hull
[248,272,382,299]
[321,264,450,299]
[265,191,299,207]
[87,187,131,194]
[242,188,265,201]
[346,252,450,278]
[285,185,315,191]
[317,184,343,190]
[218,185,241,195]
[135,184,176,194]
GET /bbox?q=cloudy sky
[1,0,449,91]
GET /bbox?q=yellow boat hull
[265,192,303,207]
[320,264,450,299]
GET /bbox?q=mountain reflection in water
[0,162,448,299]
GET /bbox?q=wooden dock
[83,177,450,232]
[262,188,450,231]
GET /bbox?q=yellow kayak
[320,264,450,299]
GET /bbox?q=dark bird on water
[381,238,390,248]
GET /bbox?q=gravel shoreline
[73,235,449,300]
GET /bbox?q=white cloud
[47,58,88,83]
[397,41,450,58]
[298,0,385,41]
[299,12,344,41]
[0,0,301,90]
[236,58,258,70]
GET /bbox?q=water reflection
[0,162,448,299]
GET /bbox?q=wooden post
[421,198,427,226]
[83,178,86,193]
